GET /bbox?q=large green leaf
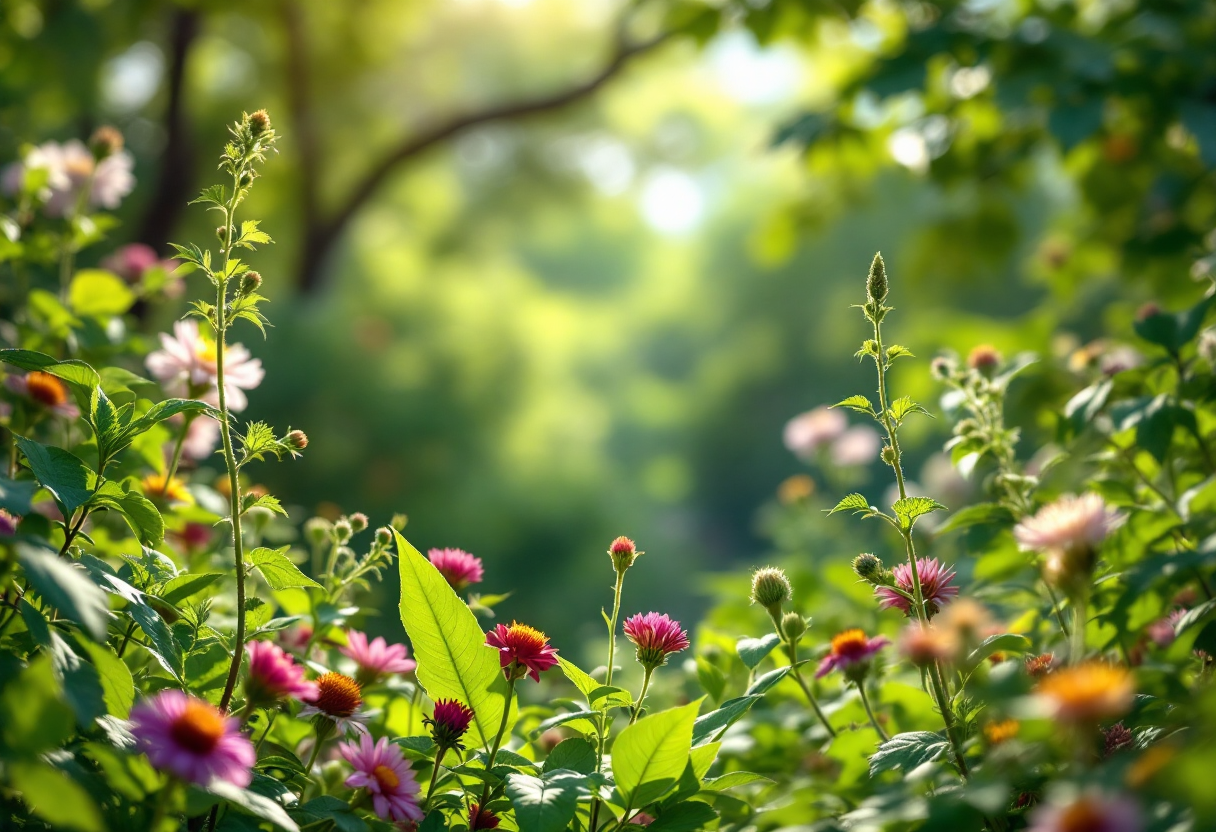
[81,639,134,718]
[89,482,164,547]
[8,760,104,831]
[868,731,950,777]
[735,633,780,670]
[691,695,762,746]
[0,348,100,390]
[647,801,719,832]
[249,547,322,590]
[396,530,512,749]
[504,771,585,832]
[15,436,94,516]
[612,698,702,810]
[206,780,300,832]
[68,269,136,318]
[18,546,110,641]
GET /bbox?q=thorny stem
[590,569,626,831]
[217,171,248,714]
[857,683,889,742]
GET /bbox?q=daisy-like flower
[486,621,559,682]
[783,406,847,459]
[1014,494,1123,589]
[146,320,264,412]
[5,371,80,418]
[831,425,882,467]
[424,698,475,750]
[623,612,690,670]
[1036,662,1134,722]
[338,734,424,824]
[874,557,958,617]
[141,472,193,505]
[2,139,135,216]
[469,804,501,830]
[340,630,417,686]
[427,547,484,591]
[129,690,255,786]
[244,640,317,707]
[299,671,369,735]
[1027,792,1143,832]
[816,629,890,683]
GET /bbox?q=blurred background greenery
[3,0,1213,648]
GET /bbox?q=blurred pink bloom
[816,629,889,681]
[623,612,690,669]
[1027,792,1143,832]
[1146,608,1186,648]
[5,371,80,418]
[830,425,881,466]
[2,140,134,216]
[279,624,314,654]
[340,630,417,684]
[338,734,424,824]
[1014,493,1123,554]
[129,690,254,786]
[244,640,317,705]
[783,406,847,459]
[103,243,162,282]
[875,557,959,618]
[0,509,18,536]
[146,320,264,412]
[428,547,484,591]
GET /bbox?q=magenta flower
[623,612,691,670]
[340,630,417,685]
[129,690,255,786]
[875,557,959,618]
[102,243,163,282]
[816,629,890,683]
[338,734,424,824]
[486,622,559,682]
[0,509,18,536]
[244,640,317,706]
[425,698,476,750]
[469,804,501,830]
[428,547,484,591]
[1146,608,1186,648]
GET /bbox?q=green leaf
[0,655,76,755]
[833,394,875,414]
[533,709,599,736]
[15,436,94,516]
[68,269,135,317]
[89,483,164,546]
[936,502,1014,535]
[124,399,218,441]
[1133,295,1215,354]
[868,731,950,777]
[702,771,773,790]
[81,639,135,718]
[543,738,597,774]
[691,695,762,746]
[612,699,702,810]
[965,633,1031,667]
[745,665,791,695]
[18,546,110,641]
[1063,379,1112,430]
[646,801,719,832]
[48,631,106,727]
[243,493,287,516]
[160,572,224,606]
[557,656,600,700]
[249,546,322,590]
[206,779,300,832]
[396,530,512,749]
[0,474,38,515]
[888,396,930,423]
[8,760,104,832]
[828,493,877,517]
[504,771,584,832]
[736,633,781,670]
[891,496,948,531]
[0,348,100,389]
[696,656,726,702]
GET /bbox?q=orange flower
[141,473,193,504]
[983,719,1019,745]
[1036,662,1134,721]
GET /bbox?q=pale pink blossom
[340,630,417,684]
[146,320,264,412]
[1013,493,1123,554]
[2,140,134,216]
[831,425,882,466]
[783,406,847,459]
[338,734,424,824]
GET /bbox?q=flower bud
[284,429,308,451]
[89,125,124,159]
[866,252,888,303]
[608,536,641,573]
[304,517,332,546]
[248,109,272,138]
[852,553,886,585]
[216,226,227,240]
[967,344,1001,377]
[333,518,353,544]
[930,356,953,380]
[781,612,807,644]
[391,512,409,530]
[240,270,262,296]
[750,567,791,614]
[375,526,393,547]
[348,512,369,533]
[881,445,896,466]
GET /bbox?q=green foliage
[611,699,701,810]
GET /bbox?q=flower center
[1057,799,1106,832]
[372,764,399,791]
[505,622,547,654]
[830,629,869,660]
[196,341,220,365]
[169,700,226,754]
[313,671,362,717]
[25,371,68,407]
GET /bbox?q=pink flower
[0,509,18,536]
[338,734,424,824]
[146,320,264,412]
[816,629,890,682]
[830,425,882,466]
[2,139,134,216]
[129,690,255,786]
[340,630,417,684]
[875,558,959,618]
[244,640,317,706]
[5,371,80,418]
[1027,792,1143,832]
[427,547,484,591]
[425,698,475,749]
[486,622,559,682]
[279,624,314,655]
[783,406,847,459]
[1014,493,1123,555]
[1146,608,1186,648]
[623,612,690,670]
[178,415,221,462]
[103,243,162,282]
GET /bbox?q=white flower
[1013,493,1123,554]
[146,320,264,412]
[831,425,881,467]
[2,140,134,217]
[783,406,847,459]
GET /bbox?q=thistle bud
[781,612,807,644]
[216,226,227,240]
[89,125,124,159]
[375,526,393,547]
[866,252,888,303]
[930,356,953,380]
[852,553,886,585]
[391,512,409,530]
[304,517,332,546]
[284,429,308,451]
[967,344,1001,377]
[608,536,641,573]
[750,567,791,614]
[240,271,262,296]
[881,445,896,466]
[348,512,369,534]
[333,518,353,544]
[248,109,272,138]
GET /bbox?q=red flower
[486,622,559,682]
[469,803,500,830]
[623,612,690,670]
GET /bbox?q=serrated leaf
[828,493,876,517]
[868,731,950,777]
[891,496,947,531]
[89,483,164,547]
[15,436,94,515]
[396,530,513,749]
[613,699,702,811]
[885,344,914,361]
[243,493,287,516]
[833,394,875,414]
[889,396,930,423]
[18,546,111,641]
[249,546,322,590]
[736,633,781,670]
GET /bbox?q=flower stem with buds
[767,609,835,737]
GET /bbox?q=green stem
[927,661,969,779]
[164,413,197,487]
[305,719,335,774]
[857,684,888,742]
[476,674,517,814]
[149,779,179,832]
[769,609,836,738]
[590,569,626,831]
[1043,580,1071,639]
[1070,587,1089,665]
[424,746,448,810]
[255,709,278,753]
[629,666,654,726]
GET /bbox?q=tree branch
[295,29,672,294]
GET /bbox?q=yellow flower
[141,473,193,505]
[1036,662,1134,721]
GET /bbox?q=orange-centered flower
[1036,662,1134,721]
[983,719,1020,745]
[25,371,69,408]
[373,763,400,790]
[486,621,559,682]
[310,671,363,718]
[817,628,889,682]
[169,698,226,754]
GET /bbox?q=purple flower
[338,734,424,824]
[425,698,475,749]
[340,630,417,685]
[623,612,690,670]
[875,557,959,617]
[816,629,889,682]
[129,690,255,786]
[244,640,317,706]
[427,547,484,591]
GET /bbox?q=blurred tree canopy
[1,0,1212,637]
